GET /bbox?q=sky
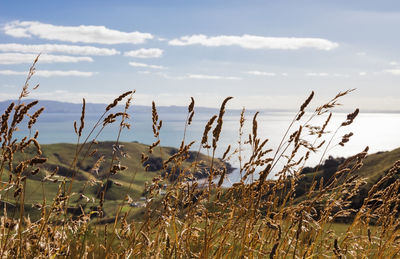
[1,0,400,110]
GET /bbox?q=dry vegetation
[1,57,400,258]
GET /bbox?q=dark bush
[144,156,163,171]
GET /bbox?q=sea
[13,109,400,187]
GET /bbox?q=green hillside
[1,141,230,219]
[297,147,400,211]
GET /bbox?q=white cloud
[0,70,30,75]
[306,72,349,77]
[384,69,400,75]
[245,70,276,76]
[390,61,398,66]
[142,71,242,80]
[356,52,366,56]
[0,53,93,64]
[155,72,186,80]
[37,70,94,77]
[129,62,165,69]
[305,72,350,78]
[124,48,163,58]
[0,43,119,56]
[0,69,95,77]
[137,70,151,74]
[305,72,329,77]
[332,73,350,78]
[187,74,242,80]
[359,72,367,76]
[3,20,153,44]
[169,34,338,50]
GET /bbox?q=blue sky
[1,0,400,110]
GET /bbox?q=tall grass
[0,57,400,258]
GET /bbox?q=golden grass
[0,56,399,258]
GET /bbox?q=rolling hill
[1,141,232,219]
[296,146,400,214]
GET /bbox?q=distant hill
[0,99,228,114]
[0,99,291,115]
[296,147,400,219]
[1,99,398,116]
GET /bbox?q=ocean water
[13,109,400,186]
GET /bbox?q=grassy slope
[1,141,226,219]
[302,147,400,181]
[5,142,399,220]
[298,147,400,201]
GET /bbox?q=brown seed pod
[29,156,47,165]
[31,168,40,175]
[78,98,85,137]
[341,108,359,126]
[212,97,233,149]
[188,97,195,113]
[106,91,134,111]
[201,115,217,146]
[297,91,314,120]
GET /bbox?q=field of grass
[0,59,400,258]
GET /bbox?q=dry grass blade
[18,54,40,101]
